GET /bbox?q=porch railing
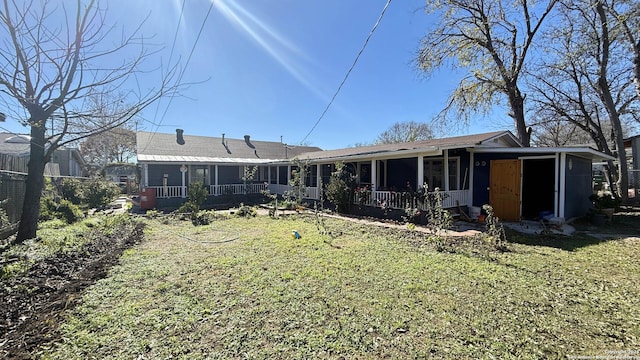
[357,190,470,210]
[148,183,321,199]
[150,185,184,198]
[209,183,268,196]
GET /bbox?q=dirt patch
[0,221,145,359]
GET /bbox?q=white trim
[143,163,149,187]
[371,159,377,191]
[417,155,424,190]
[469,152,474,206]
[444,149,449,191]
[472,147,615,161]
[559,153,566,218]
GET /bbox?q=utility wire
[141,0,215,153]
[298,0,392,145]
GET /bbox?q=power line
[298,0,392,145]
[141,0,215,153]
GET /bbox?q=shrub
[325,162,355,213]
[482,204,507,250]
[40,197,84,224]
[191,210,218,226]
[58,178,84,205]
[236,203,256,218]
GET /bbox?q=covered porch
[141,162,319,200]
[309,148,472,209]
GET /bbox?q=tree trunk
[508,88,531,147]
[16,124,47,243]
[633,39,640,98]
[595,1,629,202]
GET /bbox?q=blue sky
[5,0,510,150]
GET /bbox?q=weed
[191,210,218,226]
[313,203,341,248]
[482,204,507,250]
[236,203,257,218]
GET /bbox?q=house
[136,131,322,203]
[0,133,85,177]
[624,135,640,199]
[137,130,614,221]
[102,163,139,193]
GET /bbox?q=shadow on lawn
[506,209,640,252]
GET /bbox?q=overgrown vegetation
[175,181,208,219]
[57,177,121,209]
[38,178,121,225]
[482,204,507,250]
[325,161,355,213]
[283,159,310,208]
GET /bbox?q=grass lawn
[42,214,640,359]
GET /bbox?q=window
[423,158,459,191]
[192,166,209,185]
[359,163,371,184]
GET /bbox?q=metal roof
[137,131,322,162]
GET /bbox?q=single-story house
[136,131,322,201]
[0,133,85,177]
[137,130,614,221]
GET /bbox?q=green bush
[236,203,256,218]
[325,162,355,213]
[191,210,218,226]
[83,178,121,209]
[40,197,84,224]
[58,178,84,205]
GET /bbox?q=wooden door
[489,159,521,221]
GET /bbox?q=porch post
[356,162,361,184]
[287,165,291,185]
[214,165,219,195]
[276,165,280,186]
[180,164,187,198]
[417,155,424,190]
[371,159,377,191]
[558,153,565,218]
[444,149,450,191]
[469,152,474,206]
[143,163,148,187]
[268,166,272,184]
[316,164,322,200]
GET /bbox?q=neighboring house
[103,163,139,193]
[0,133,86,177]
[103,163,139,183]
[136,131,322,199]
[137,130,614,221]
[624,135,640,198]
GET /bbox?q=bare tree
[79,95,139,168]
[0,0,180,242]
[531,119,593,147]
[375,121,434,144]
[528,0,638,200]
[417,0,558,146]
[605,0,640,98]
